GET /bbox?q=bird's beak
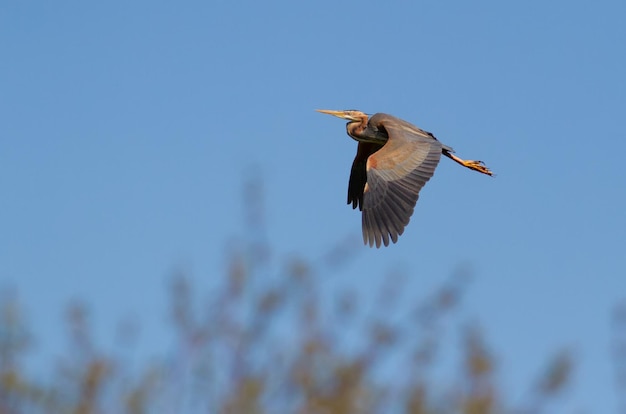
[316,109,348,119]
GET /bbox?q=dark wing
[348,142,384,210]
[362,115,443,248]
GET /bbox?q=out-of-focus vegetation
[0,180,578,413]
[0,272,574,414]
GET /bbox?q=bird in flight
[317,109,493,248]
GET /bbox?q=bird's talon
[463,160,493,176]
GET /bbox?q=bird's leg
[443,149,493,176]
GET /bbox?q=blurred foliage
[612,303,626,414]
[0,179,578,413]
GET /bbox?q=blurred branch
[612,302,626,414]
[0,179,579,414]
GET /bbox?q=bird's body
[317,109,492,248]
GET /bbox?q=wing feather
[348,143,383,210]
[361,114,443,247]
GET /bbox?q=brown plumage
[317,109,493,248]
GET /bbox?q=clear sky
[1,0,625,411]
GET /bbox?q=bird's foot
[462,160,494,176]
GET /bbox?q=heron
[317,109,493,248]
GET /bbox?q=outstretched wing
[348,142,384,210]
[362,114,443,248]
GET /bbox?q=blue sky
[2,0,626,411]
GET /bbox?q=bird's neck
[346,122,366,141]
[347,121,387,145]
